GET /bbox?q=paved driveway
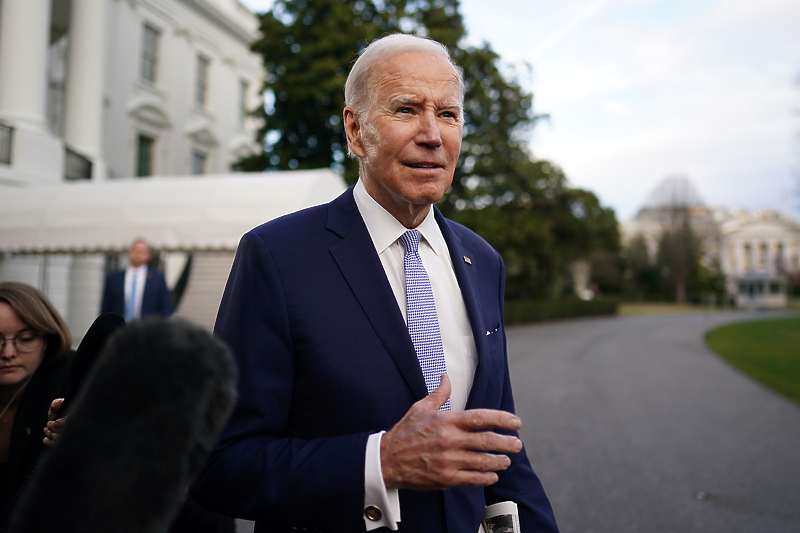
[508,311,800,533]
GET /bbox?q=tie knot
[399,230,421,254]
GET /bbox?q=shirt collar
[127,265,148,274]
[353,179,444,257]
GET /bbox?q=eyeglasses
[0,333,44,353]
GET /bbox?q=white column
[743,241,752,272]
[734,241,744,275]
[0,0,51,131]
[0,0,63,183]
[777,240,787,271]
[62,0,108,180]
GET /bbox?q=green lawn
[705,318,800,405]
[618,303,712,316]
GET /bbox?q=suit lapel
[140,270,154,312]
[326,189,429,401]
[435,209,490,410]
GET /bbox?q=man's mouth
[408,163,441,169]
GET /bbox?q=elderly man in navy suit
[192,34,558,533]
[100,239,173,321]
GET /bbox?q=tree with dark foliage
[240,0,619,300]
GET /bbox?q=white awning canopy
[0,170,348,253]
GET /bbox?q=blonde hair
[0,282,71,363]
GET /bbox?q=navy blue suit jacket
[100,268,173,319]
[192,187,558,532]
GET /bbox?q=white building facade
[718,210,799,309]
[0,0,334,341]
[622,207,800,309]
[0,0,263,186]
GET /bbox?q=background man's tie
[125,274,137,322]
[400,230,450,411]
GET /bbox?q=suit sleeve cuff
[364,431,400,531]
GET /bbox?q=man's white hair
[344,33,465,137]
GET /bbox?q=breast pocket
[485,323,503,353]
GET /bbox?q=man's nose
[415,112,442,147]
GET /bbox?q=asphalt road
[508,310,800,533]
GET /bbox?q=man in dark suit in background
[100,239,173,321]
[192,34,558,532]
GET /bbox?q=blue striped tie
[400,230,450,411]
[125,274,137,322]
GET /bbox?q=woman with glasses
[0,281,71,525]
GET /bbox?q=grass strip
[618,303,708,316]
[705,317,800,405]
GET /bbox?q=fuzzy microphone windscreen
[60,312,127,416]
[6,318,238,533]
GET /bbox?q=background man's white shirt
[124,265,148,320]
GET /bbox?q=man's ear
[343,106,366,159]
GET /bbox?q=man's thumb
[423,373,451,410]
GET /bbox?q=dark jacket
[192,187,558,532]
[100,269,173,319]
[0,352,72,528]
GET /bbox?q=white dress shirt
[124,265,148,320]
[354,180,478,530]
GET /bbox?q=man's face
[128,241,151,267]
[345,51,463,227]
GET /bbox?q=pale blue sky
[239,0,800,220]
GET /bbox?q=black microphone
[7,318,238,533]
[60,312,127,416]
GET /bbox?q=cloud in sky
[526,0,613,62]
[460,0,800,219]
[240,0,800,220]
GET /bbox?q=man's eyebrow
[390,96,421,107]
[389,96,461,110]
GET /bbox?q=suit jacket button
[364,505,382,522]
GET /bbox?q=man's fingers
[441,469,501,488]
[453,408,522,432]
[462,430,523,455]
[452,450,512,472]
[423,451,512,489]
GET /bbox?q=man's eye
[398,107,412,114]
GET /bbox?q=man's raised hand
[380,374,523,491]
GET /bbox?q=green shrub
[504,297,619,324]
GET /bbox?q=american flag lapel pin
[463,256,472,265]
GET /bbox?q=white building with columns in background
[621,178,799,309]
[0,0,348,340]
[718,210,799,308]
[0,0,264,184]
